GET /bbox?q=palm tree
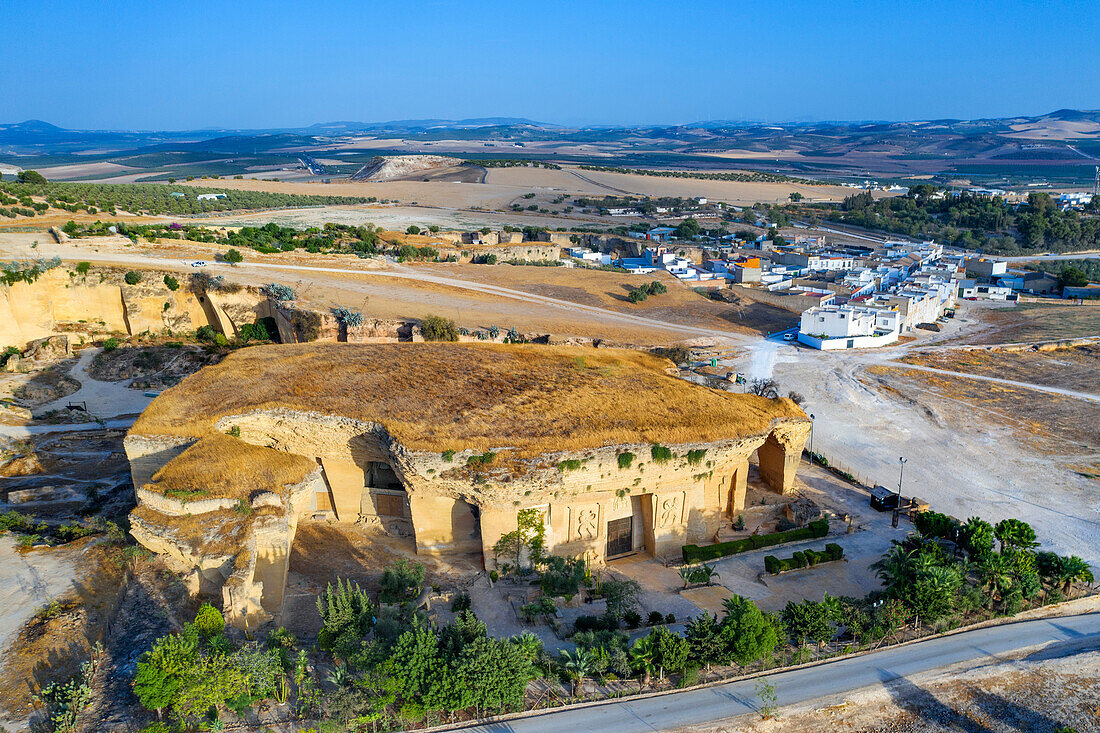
[994,519,1038,553]
[871,543,917,594]
[978,553,1015,601]
[1055,556,1094,593]
[630,634,659,686]
[559,648,593,697]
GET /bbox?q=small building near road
[798,304,900,350]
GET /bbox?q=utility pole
[1094,166,1099,196]
[892,457,907,528]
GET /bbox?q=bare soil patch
[868,364,1099,451]
[899,343,1100,394]
[953,302,1100,345]
[689,647,1100,733]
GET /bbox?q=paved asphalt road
[459,613,1100,733]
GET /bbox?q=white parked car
[190,260,207,268]
[782,332,796,341]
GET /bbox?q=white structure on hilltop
[798,304,900,350]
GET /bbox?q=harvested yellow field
[566,167,869,204]
[132,342,806,455]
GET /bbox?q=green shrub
[193,602,225,637]
[557,459,583,473]
[913,510,958,540]
[451,593,472,613]
[764,542,845,574]
[685,449,707,466]
[163,274,179,291]
[683,517,829,563]
[102,337,120,351]
[617,452,635,469]
[441,449,455,461]
[420,314,459,341]
[124,270,142,285]
[467,450,497,467]
[650,444,673,463]
[195,325,216,342]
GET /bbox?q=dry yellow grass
[145,433,316,500]
[132,342,805,455]
[130,503,284,556]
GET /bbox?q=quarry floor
[722,302,1100,568]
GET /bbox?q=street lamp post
[892,456,907,528]
[807,413,815,467]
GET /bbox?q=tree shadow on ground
[968,688,1069,732]
[878,671,995,733]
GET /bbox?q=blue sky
[3,0,1098,129]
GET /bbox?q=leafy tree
[957,517,995,559]
[406,225,421,235]
[162,274,179,291]
[602,577,641,619]
[387,618,441,701]
[17,170,46,184]
[788,192,803,202]
[453,636,533,712]
[380,558,425,603]
[673,218,701,239]
[685,613,726,669]
[1058,266,1089,288]
[722,595,780,663]
[172,652,249,721]
[223,248,243,264]
[994,519,1038,552]
[782,599,832,645]
[74,261,91,280]
[124,270,142,285]
[652,626,689,676]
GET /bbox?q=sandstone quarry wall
[0,269,269,349]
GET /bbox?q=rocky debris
[87,344,222,390]
[11,361,81,406]
[21,335,72,361]
[0,441,41,476]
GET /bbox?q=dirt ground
[414,263,795,336]
[948,301,1100,345]
[898,342,1100,394]
[731,312,1100,568]
[282,521,482,641]
[688,646,1100,733]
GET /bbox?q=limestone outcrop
[125,342,811,627]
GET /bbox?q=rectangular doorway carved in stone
[606,517,633,558]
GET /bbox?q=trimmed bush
[682,517,829,564]
[765,542,845,574]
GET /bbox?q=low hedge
[765,542,844,574]
[682,517,829,563]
